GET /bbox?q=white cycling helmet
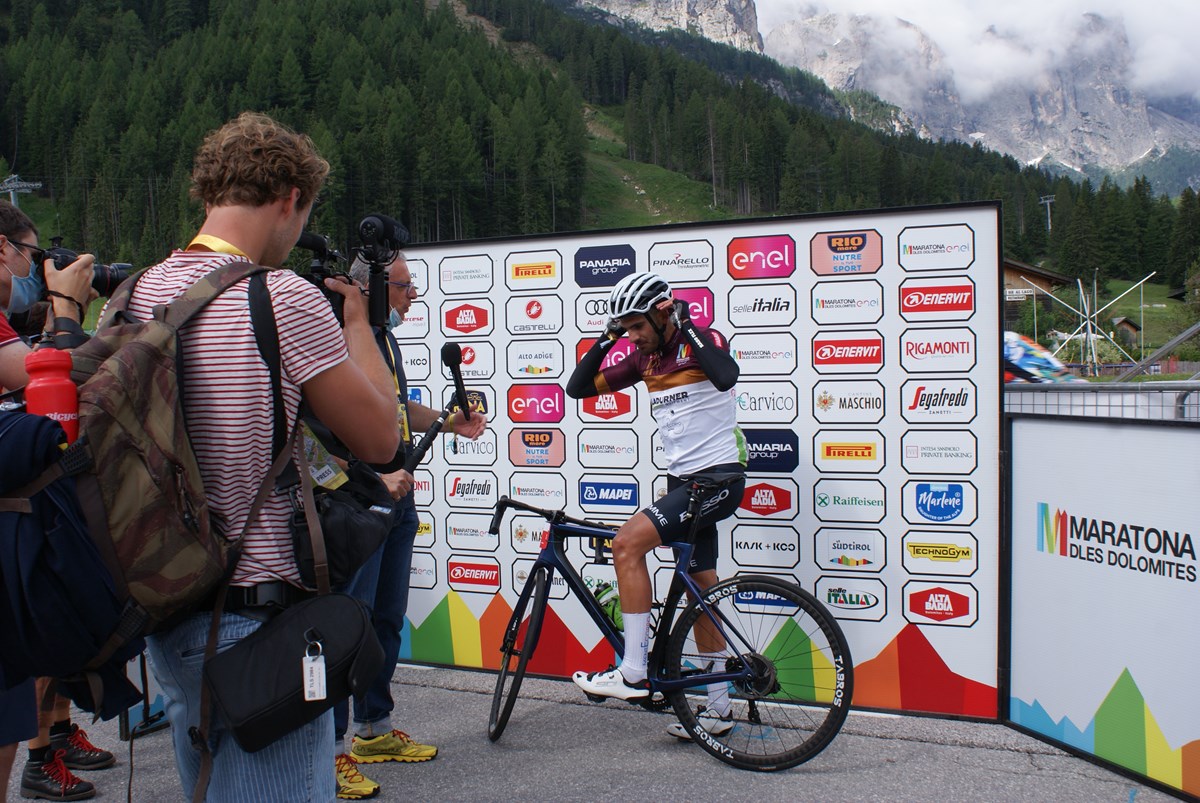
[607,272,672,320]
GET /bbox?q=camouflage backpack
[0,262,285,714]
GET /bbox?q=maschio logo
[812,380,885,424]
[727,235,796,279]
[579,478,640,513]
[899,276,976,322]
[730,524,800,569]
[814,528,886,573]
[812,331,884,375]
[505,339,564,379]
[648,239,714,282]
[447,557,500,593]
[508,384,565,423]
[508,428,566,468]
[438,254,494,295]
[1037,502,1068,555]
[730,333,798,376]
[900,328,976,373]
[809,230,883,276]
[898,224,975,272]
[744,428,800,473]
[900,379,977,424]
[505,248,561,292]
[575,244,635,287]
[904,582,976,626]
[735,381,799,424]
[811,280,884,326]
[505,295,563,335]
[582,391,634,422]
[901,430,977,475]
[738,481,795,518]
[672,287,715,328]
[815,577,887,621]
[728,284,797,328]
[442,301,492,336]
[915,483,963,522]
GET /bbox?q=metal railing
[1003,382,1200,422]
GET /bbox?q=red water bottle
[24,348,78,443]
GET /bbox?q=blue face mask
[3,248,44,315]
[388,308,402,330]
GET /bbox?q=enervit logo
[438,254,494,295]
[445,512,499,552]
[505,294,563,335]
[509,471,567,508]
[812,380,885,424]
[401,343,431,381]
[727,284,797,328]
[902,531,977,577]
[815,577,886,621]
[577,428,639,469]
[579,478,640,512]
[744,428,800,473]
[505,248,561,291]
[442,428,498,466]
[900,328,976,373]
[672,287,715,328]
[814,429,885,474]
[809,229,883,276]
[575,244,635,287]
[444,471,497,509]
[441,301,492,336]
[810,280,884,326]
[814,478,886,523]
[899,276,975,322]
[738,481,795,518]
[443,342,494,381]
[409,552,436,589]
[897,224,975,272]
[812,331,884,375]
[508,428,565,468]
[900,379,977,424]
[730,333,798,376]
[814,528,886,573]
[730,524,800,569]
[582,391,634,421]
[904,582,976,626]
[576,293,610,332]
[447,556,500,593]
[1037,502,1068,555]
[507,384,564,423]
[649,240,714,282]
[727,235,796,279]
[901,430,977,475]
[505,339,564,379]
[735,381,798,424]
[576,337,635,371]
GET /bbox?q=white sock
[702,651,730,716]
[619,612,651,683]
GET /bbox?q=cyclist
[565,271,747,738]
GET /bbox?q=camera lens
[91,263,133,297]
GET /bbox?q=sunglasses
[8,239,45,267]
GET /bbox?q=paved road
[9,665,1180,802]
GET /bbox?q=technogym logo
[1037,502,1068,556]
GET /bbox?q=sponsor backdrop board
[1009,417,1200,797]
[396,202,1002,718]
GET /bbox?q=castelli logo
[526,299,543,319]
[461,346,476,365]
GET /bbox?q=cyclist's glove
[604,318,626,342]
[670,298,690,329]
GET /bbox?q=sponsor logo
[509,472,568,508]
[812,332,884,374]
[575,244,635,287]
[814,430,885,474]
[582,391,634,421]
[900,328,976,372]
[505,250,561,291]
[812,380,885,424]
[442,301,492,335]
[508,384,565,423]
[446,512,499,551]
[506,339,564,379]
[443,428,498,466]
[438,254,494,295]
[447,557,500,592]
[1035,502,1198,582]
[735,382,799,424]
[814,528,886,573]
[508,428,566,468]
[579,479,640,512]
[901,430,977,475]
[904,583,975,625]
[815,577,887,621]
[730,333,798,376]
[915,483,963,522]
[901,380,977,423]
[512,262,554,279]
[411,471,434,507]
[814,479,886,523]
[899,276,976,321]
[897,224,975,272]
[392,300,430,339]
[577,428,639,469]
[822,443,874,459]
[576,337,636,371]
[441,343,494,381]
[401,343,431,381]
[811,280,884,326]
[409,552,436,589]
[445,472,497,509]
[672,286,715,328]
[727,284,797,327]
[727,235,796,279]
[648,240,714,281]
[739,482,793,517]
[907,543,973,561]
[743,428,800,473]
[730,525,800,569]
[902,531,977,576]
[809,230,884,276]
[441,387,490,419]
[576,293,610,332]
[506,294,563,335]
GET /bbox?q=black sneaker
[20,750,96,801]
[49,724,115,771]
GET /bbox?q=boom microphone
[441,342,472,422]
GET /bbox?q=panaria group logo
[575,244,635,287]
[507,384,564,423]
[508,428,566,468]
[899,276,975,322]
[743,428,800,473]
[447,556,500,593]
[727,235,796,280]
[582,391,634,421]
[442,301,492,335]
[904,583,975,626]
[812,331,884,375]
[809,230,883,276]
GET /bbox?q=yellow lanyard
[187,234,249,257]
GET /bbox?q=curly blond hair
[190,112,329,209]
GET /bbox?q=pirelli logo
[512,262,556,279]
[906,543,973,562]
[822,443,876,460]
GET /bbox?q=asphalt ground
[8,664,1181,802]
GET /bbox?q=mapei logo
[739,482,792,517]
[579,480,639,508]
[812,332,884,374]
[575,244,635,287]
[507,384,564,423]
[899,277,975,322]
[727,235,796,280]
[1037,502,1068,556]
[582,391,633,421]
[443,302,490,335]
[915,483,964,522]
[447,557,500,592]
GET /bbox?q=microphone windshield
[296,231,326,252]
[441,342,463,367]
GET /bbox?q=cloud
[756,0,1200,101]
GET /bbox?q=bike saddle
[689,472,744,492]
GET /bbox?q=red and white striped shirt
[122,250,347,585]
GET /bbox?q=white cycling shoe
[572,667,650,701]
[666,706,734,740]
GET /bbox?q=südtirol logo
[727,235,796,280]
[1036,501,1198,582]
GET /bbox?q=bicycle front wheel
[487,565,549,741]
[664,575,853,771]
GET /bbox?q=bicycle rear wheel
[487,565,549,741]
[663,575,853,771]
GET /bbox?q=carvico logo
[908,586,969,621]
[727,235,796,279]
[740,483,791,516]
[583,391,632,420]
[507,384,564,423]
[444,303,488,334]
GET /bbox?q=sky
[754,0,1200,102]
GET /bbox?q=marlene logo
[508,385,564,423]
[727,235,796,279]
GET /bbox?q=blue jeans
[334,497,417,741]
[146,611,335,802]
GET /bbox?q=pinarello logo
[576,337,635,370]
[447,559,500,589]
[445,304,488,334]
[900,283,974,314]
[740,483,790,516]
[908,586,969,621]
[507,384,564,423]
[727,235,796,279]
[461,346,476,365]
[526,299,543,319]
[672,287,715,328]
[814,337,884,366]
[583,392,631,420]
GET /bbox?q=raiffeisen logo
[508,384,564,423]
[1037,502,1068,555]
[727,235,796,279]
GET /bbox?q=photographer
[331,247,485,799]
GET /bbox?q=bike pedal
[585,693,608,703]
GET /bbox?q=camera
[294,231,349,324]
[38,241,134,298]
[295,214,409,328]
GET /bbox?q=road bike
[485,473,853,771]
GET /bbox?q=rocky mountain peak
[572,0,764,53]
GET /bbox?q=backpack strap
[157,261,269,329]
[248,272,288,459]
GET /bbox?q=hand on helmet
[604,318,626,341]
[667,298,689,329]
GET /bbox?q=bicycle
[485,473,854,771]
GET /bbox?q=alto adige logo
[904,582,976,626]
[447,556,500,593]
[441,300,493,336]
[809,230,883,276]
[505,248,561,291]
[727,235,796,280]
[900,379,976,424]
[507,384,565,423]
[897,224,975,272]
[812,331,884,375]
[575,244,635,287]
[899,276,975,322]
[648,239,714,282]
[505,339,564,379]
[900,328,976,373]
